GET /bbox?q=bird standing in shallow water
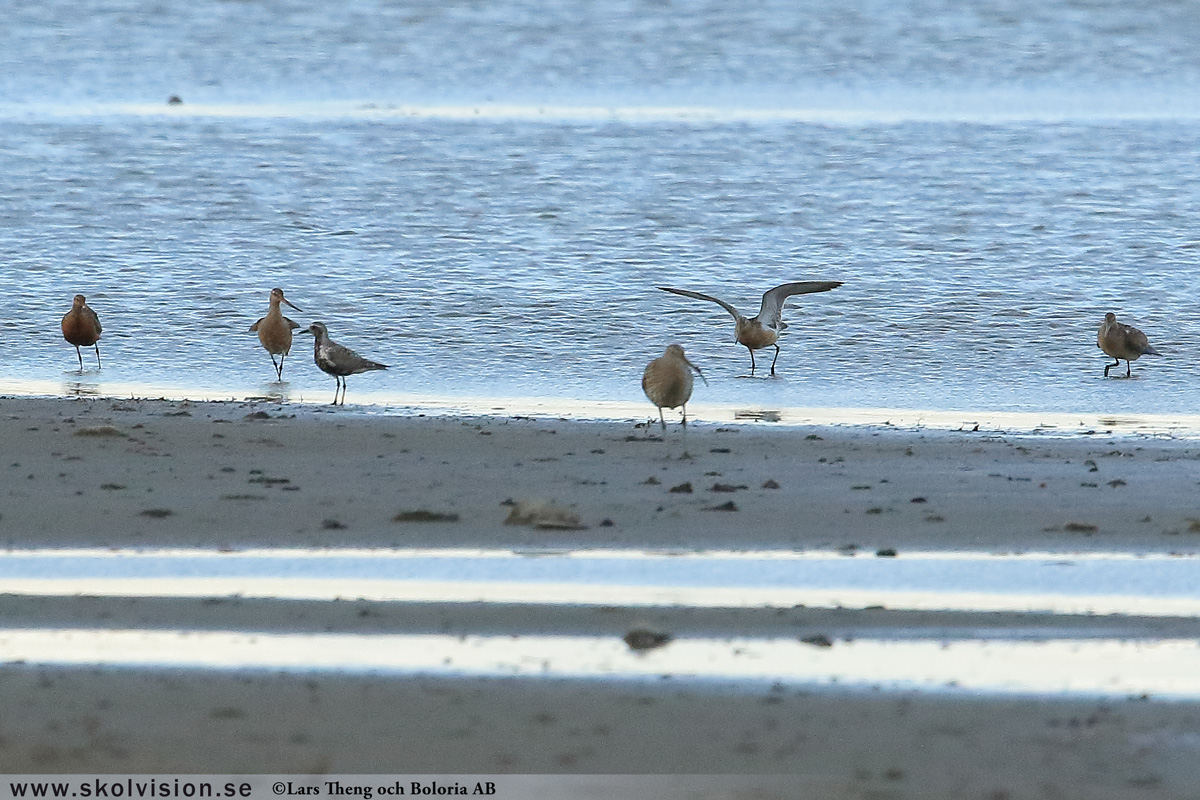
[659,280,842,375]
[1097,312,1160,377]
[249,287,304,381]
[642,344,706,430]
[61,294,102,370]
[304,322,388,405]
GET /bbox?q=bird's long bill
[686,358,709,386]
[284,298,304,313]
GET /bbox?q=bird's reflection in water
[733,409,782,422]
[245,381,294,403]
[63,378,100,397]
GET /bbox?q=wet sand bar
[3,396,1200,794]
[2,396,1199,553]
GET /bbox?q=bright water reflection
[7,380,1200,438]
[2,629,1198,699]
[4,547,1200,617]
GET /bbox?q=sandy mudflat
[4,396,1200,797]
[6,667,1200,798]
[1,396,1199,552]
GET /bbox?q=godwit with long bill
[1097,312,1160,377]
[642,343,706,429]
[659,280,841,375]
[249,287,304,381]
[61,294,102,371]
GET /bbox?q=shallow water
[7,546,1200,697]
[5,628,1199,698]
[3,0,1200,417]
[6,546,1200,617]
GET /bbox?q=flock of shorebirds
[642,284,1161,430]
[61,289,387,405]
[245,288,387,405]
[59,283,1160,419]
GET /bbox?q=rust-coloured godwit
[642,344,706,430]
[249,287,303,381]
[303,322,388,405]
[60,294,102,370]
[659,280,841,375]
[1097,312,1160,377]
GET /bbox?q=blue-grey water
[3,0,1200,416]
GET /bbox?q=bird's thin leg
[748,347,756,375]
[331,378,340,405]
[770,344,781,375]
[658,408,666,430]
[1104,358,1120,377]
[75,346,83,371]
[1126,360,1132,378]
[277,353,286,381]
[681,404,688,427]
[94,344,101,370]
[270,353,282,381]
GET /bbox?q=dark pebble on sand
[800,634,833,648]
[624,628,671,651]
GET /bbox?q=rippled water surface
[3,0,1200,416]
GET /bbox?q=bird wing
[283,316,300,330]
[1123,323,1159,355]
[352,354,388,371]
[86,307,102,336]
[315,340,351,374]
[756,281,842,328]
[325,340,388,374]
[658,286,741,321]
[249,318,263,333]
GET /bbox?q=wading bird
[642,344,706,430]
[249,287,304,381]
[304,322,388,405]
[659,280,841,375]
[1097,312,1160,378]
[61,294,102,370]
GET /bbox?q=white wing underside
[756,281,842,328]
[658,286,743,321]
[660,281,841,331]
